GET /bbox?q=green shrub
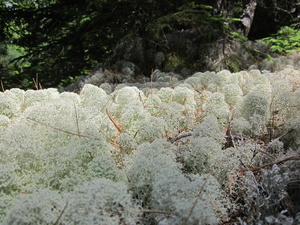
[263,26,300,55]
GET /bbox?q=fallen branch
[277,129,294,141]
[256,148,277,160]
[241,155,300,172]
[170,132,192,143]
[53,201,68,225]
[139,209,173,215]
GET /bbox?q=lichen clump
[0,53,299,224]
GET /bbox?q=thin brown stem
[256,148,277,159]
[170,132,192,143]
[139,209,173,215]
[241,155,300,171]
[277,129,293,141]
[27,117,92,138]
[106,109,124,133]
[33,73,39,90]
[184,173,210,225]
[53,201,68,225]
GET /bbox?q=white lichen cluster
[0,53,299,224]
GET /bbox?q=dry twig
[170,132,192,143]
[184,173,210,225]
[242,154,300,172]
[53,201,68,225]
[27,117,91,138]
[139,209,173,215]
[106,109,124,133]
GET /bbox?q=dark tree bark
[240,0,257,36]
[248,0,299,39]
[203,0,299,38]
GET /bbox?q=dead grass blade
[184,173,210,225]
[139,92,145,108]
[27,117,92,138]
[33,73,39,90]
[106,109,124,133]
[53,201,68,225]
[210,201,226,217]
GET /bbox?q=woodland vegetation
[0,0,299,89]
[0,1,300,224]
[1,53,300,224]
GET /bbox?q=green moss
[164,52,184,71]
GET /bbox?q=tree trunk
[240,0,257,36]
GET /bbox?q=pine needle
[106,109,124,133]
[27,117,92,138]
